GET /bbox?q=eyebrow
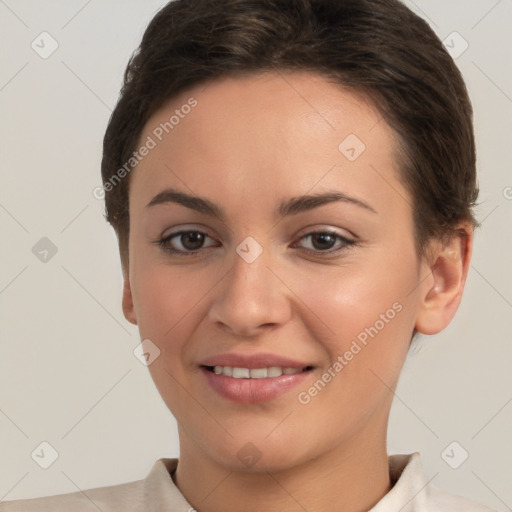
[145,187,378,220]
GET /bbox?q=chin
[215,450,302,474]
[198,433,314,474]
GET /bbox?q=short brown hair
[101,0,480,275]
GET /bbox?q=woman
[1,0,496,510]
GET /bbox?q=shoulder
[427,485,497,512]
[0,458,182,512]
[381,452,497,512]
[0,478,145,512]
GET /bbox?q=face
[122,71,441,472]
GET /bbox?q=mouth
[199,362,315,403]
[201,364,314,378]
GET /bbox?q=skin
[121,71,472,512]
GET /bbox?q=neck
[173,426,391,512]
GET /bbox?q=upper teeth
[213,366,302,378]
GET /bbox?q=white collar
[142,452,492,511]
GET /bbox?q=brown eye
[294,230,357,256]
[157,230,217,257]
[309,232,337,251]
[178,231,206,250]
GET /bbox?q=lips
[199,352,314,403]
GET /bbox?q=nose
[207,245,292,337]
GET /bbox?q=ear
[122,267,138,325]
[414,223,473,336]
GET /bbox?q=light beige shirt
[0,452,496,511]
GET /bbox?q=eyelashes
[153,229,359,259]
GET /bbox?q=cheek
[287,266,413,436]
[288,254,416,388]
[130,262,210,411]
[130,262,207,354]
[292,256,412,338]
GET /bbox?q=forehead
[130,71,409,222]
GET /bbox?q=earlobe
[122,270,138,325]
[414,225,473,336]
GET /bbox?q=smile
[203,365,313,378]
[200,364,314,403]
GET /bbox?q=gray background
[0,0,511,509]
